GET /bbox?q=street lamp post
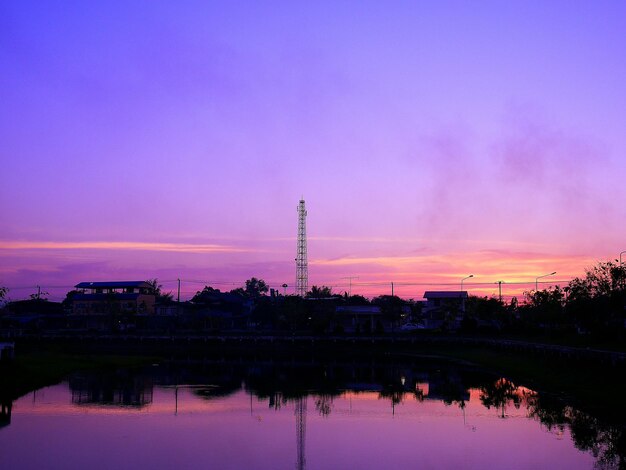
[535,271,557,291]
[461,275,474,292]
[461,275,473,314]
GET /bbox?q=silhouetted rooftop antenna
[296,199,308,297]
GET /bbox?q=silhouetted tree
[192,286,221,303]
[62,289,82,310]
[345,294,370,306]
[466,296,505,322]
[306,286,333,298]
[228,287,245,297]
[146,278,174,302]
[227,278,268,298]
[523,286,566,330]
[372,295,406,331]
[564,260,626,335]
[244,278,269,298]
[29,287,49,301]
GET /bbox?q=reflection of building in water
[69,374,153,407]
[0,401,11,428]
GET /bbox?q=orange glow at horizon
[0,235,615,302]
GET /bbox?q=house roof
[423,291,468,299]
[75,281,152,289]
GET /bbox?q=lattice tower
[296,199,308,297]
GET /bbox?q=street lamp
[460,275,473,314]
[461,275,474,292]
[535,271,556,291]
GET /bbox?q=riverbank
[5,332,626,365]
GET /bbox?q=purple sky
[1,1,626,301]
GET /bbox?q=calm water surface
[0,359,612,469]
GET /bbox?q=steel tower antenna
[296,199,308,297]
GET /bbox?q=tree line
[1,260,625,338]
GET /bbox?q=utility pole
[33,285,48,300]
[341,276,359,297]
[177,278,181,303]
[391,282,394,297]
[495,281,504,303]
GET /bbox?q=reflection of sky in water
[1,383,592,470]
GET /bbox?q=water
[0,358,618,469]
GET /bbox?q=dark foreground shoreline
[5,331,626,364]
[3,333,626,420]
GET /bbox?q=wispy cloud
[311,249,595,280]
[0,240,251,254]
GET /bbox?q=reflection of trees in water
[268,392,286,410]
[428,370,471,406]
[379,382,406,406]
[477,378,626,469]
[526,394,626,469]
[0,400,11,428]
[479,378,526,418]
[413,386,426,402]
[52,359,626,468]
[315,394,333,417]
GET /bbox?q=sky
[1,1,626,301]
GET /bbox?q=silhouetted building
[422,291,468,329]
[72,281,156,315]
[334,306,382,333]
[0,343,14,362]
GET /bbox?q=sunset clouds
[1,2,625,301]
[0,240,250,254]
